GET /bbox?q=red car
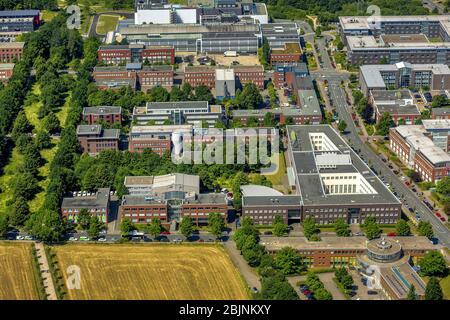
[440,217,446,222]
[303,290,311,296]
[435,212,442,218]
[387,232,396,237]
[160,231,170,235]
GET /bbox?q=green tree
[362,217,381,240]
[425,277,443,300]
[417,221,434,240]
[180,217,194,239]
[273,247,304,275]
[263,112,276,127]
[0,215,8,239]
[148,218,163,238]
[272,215,288,236]
[26,209,66,242]
[194,85,214,104]
[43,112,61,134]
[11,110,33,142]
[11,171,40,201]
[235,83,263,110]
[77,208,91,230]
[419,251,448,277]
[395,219,411,236]
[8,197,30,227]
[335,218,350,237]
[431,95,450,108]
[148,86,170,102]
[120,218,136,237]
[208,212,225,239]
[436,176,450,195]
[261,38,270,66]
[35,130,52,149]
[303,217,320,240]
[338,120,347,133]
[376,112,395,136]
[407,285,417,300]
[87,215,104,238]
[314,287,333,300]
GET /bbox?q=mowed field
[0,242,39,300]
[52,244,249,300]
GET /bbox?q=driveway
[318,272,346,300]
[223,241,261,291]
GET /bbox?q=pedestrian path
[34,242,57,300]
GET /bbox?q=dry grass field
[52,244,249,300]
[0,242,40,300]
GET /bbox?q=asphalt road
[327,82,450,247]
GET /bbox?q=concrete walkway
[318,272,346,300]
[34,242,57,300]
[223,241,261,290]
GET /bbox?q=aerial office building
[339,16,450,65]
[0,10,40,41]
[120,173,228,225]
[359,62,450,96]
[114,21,260,53]
[241,125,401,225]
[132,101,224,127]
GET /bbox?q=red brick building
[82,106,122,125]
[128,125,192,156]
[93,64,174,91]
[61,188,110,223]
[389,126,450,182]
[0,63,14,84]
[98,44,175,65]
[270,42,302,65]
[0,42,24,63]
[181,194,228,225]
[120,196,169,225]
[98,45,132,65]
[184,65,216,88]
[233,65,264,89]
[184,65,264,89]
[76,125,120,156]
[432,107,450,120]
[141,46,175,65]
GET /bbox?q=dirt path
[34,242,57,300]
[223,241,261,290]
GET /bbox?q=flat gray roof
[83,106,122,115]
[62,188,110,209]
[286,125,400,206]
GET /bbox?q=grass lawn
[307,55,317,71]
[0,242,40,300]
[262,152,286,190]
[42,10,58,22]
[52,244,249,300]
[96,14,120,35]
[423,275,450,300]
[28,140,60,213]
[0,150,24,215]
[24,84,43,131]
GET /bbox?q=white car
[16,235,25,240]
[68,237,78,241]
[24,235,33,240]
[97,237,107,242]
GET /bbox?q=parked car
[16,235,25,240]
[263,231,273,235]
[97,237,107,242]
[68,237,78,241]
[160,231,171,235]
[79,236,89,241]
[251,287,258,294]
[435,212,442,218]
[367,290,378,295]
[387,232,396,237]
[440,217,446,222]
